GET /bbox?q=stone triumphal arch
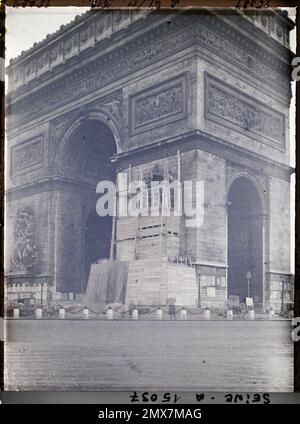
[6,9,294,311]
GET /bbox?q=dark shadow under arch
[58,119,117,293]
[227,176,263,305]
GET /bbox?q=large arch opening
[227,176,263,305]
[58,119,117,293]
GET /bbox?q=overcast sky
[6,7,90,63]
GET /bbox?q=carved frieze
[129,75,187,135]
[196,25,288,91]
[7,15,290,128]
[11,137,43,175]
[8,25,193,128]
[205,74,285,150]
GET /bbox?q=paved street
[5,320,293,391]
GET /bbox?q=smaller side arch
[226,171,266,306]
[226,170,267,215]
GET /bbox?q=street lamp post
[281,281,285,313]
[198,276,201,308]
[246,271,252,298]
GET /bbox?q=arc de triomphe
[5,9,294,312]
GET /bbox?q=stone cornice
[6,9,158,96]
[192,261,229,268]
[112,129,294,182]
[213,8,294,60]
[6,175,96,202]
[7,9,293,72]
[6,129,293,201]
[7,12,181,125]
[7,10,293,130]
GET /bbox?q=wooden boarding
[126,257,198,306]
[84,261,129,312]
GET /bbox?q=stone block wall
[125,257,198,306]
[268,176,291,273]
[180,149,227,265]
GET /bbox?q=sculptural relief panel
[11,136,44,176]
[129,75,187,136]
[204,73,285,151]
[10,208,37,274]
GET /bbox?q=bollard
[13,308,19,319]
[248,309,255,320]
[204,308,210,321]
[35,308,42,320]
[83,308,89,320]
[106,307,114,320]
[180,308,187,320]
[268,308,275,320]
[226,309,233,320]
[132,308,138,320]
[59,308,65,320]
[156,308,163,320]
